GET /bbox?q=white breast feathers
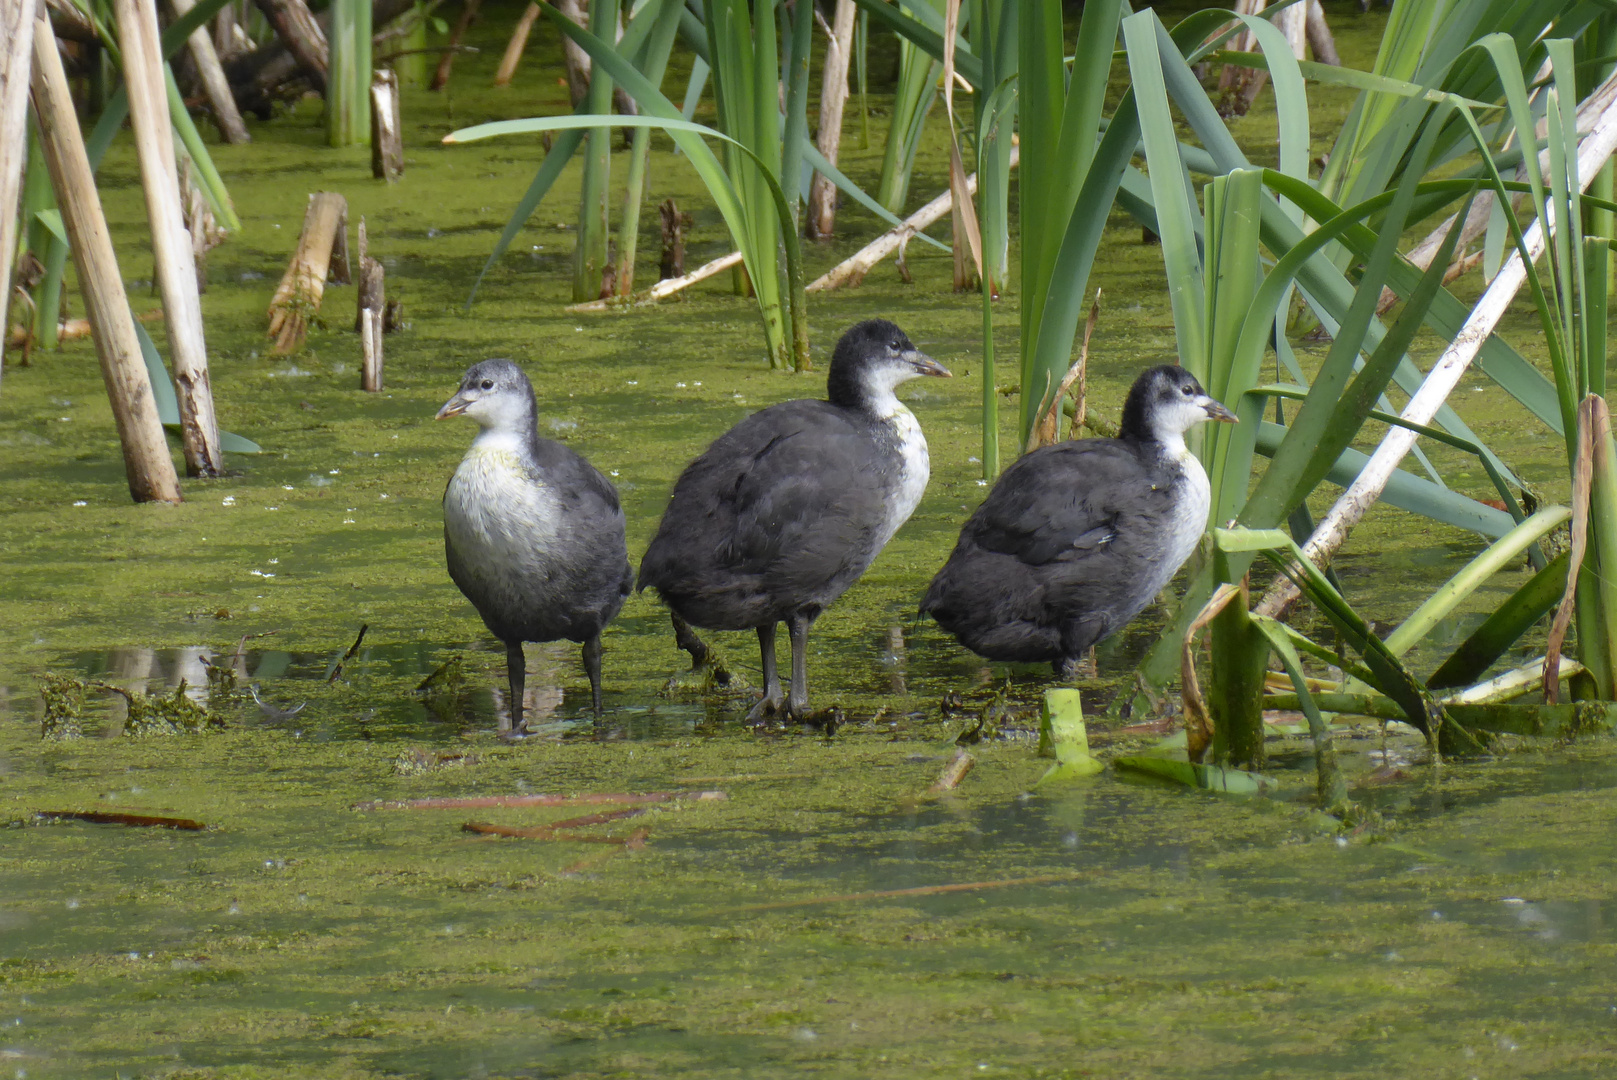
[444,445,561,569]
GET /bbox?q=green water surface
[2,3,1614,1076]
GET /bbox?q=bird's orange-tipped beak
[904,350,952,378]
[435,392,471,420]
[1202,396,1238,423]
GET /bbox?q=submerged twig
[736,872,1083,912]
[351,790,727,811]
[561,828,650,873]
[463,807,647,840]
[37,809,206,830]
[326,623,368,683]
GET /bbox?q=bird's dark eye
[890,340,902,350]
[480,379,494,390]
[1181,385,1194,396]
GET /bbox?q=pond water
[2,3,1614,1076]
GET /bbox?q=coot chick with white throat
[639,319,951,721]
[921,365,1236,676]
[437,359,632,729]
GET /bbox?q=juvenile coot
[639,319,951,721]
[921,365,1236,676]
[437,359,632,729]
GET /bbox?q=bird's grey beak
[904,349,952,378]
[1199,395,1238,424]
[435,391,471,420]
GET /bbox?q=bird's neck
[833,366,917,418]
[469,426,533,459]
[1151,426,1192,463]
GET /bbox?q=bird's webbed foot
[1056,646,1099,682]
[794,705,844,732]
[744,691,786,726]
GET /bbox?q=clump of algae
[38,674,84,741]
[121,681,227,735]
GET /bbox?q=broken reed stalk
[658,198,685,279]
[736,873,1083,913]
[808,145,1018,292]
[925,749,975,794]
[430,0,480,91]
[36,809,207,830]
[494,2,541,86]
[1544,398,1599,703]
[351,790,727,811]
[1027,289,1101,452]
[8,310,163,349]
[554,0,591,106]
[214,0,239,60]
[369,68,403,181]
[28,11,180,503]
[118,0,225,478]
[1180,582,1242,764]
[806,0,856,238]
[253,0,328,93]
[170,0,250,144]
[0,0,37,382]
[182,159,227,292]
[267,192,349,353]
[358,251,384,390]
[1304,0,1339,67]
[566,250,742,312]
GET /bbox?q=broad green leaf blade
[133,320,181,427]
[1114,754,1273,793]
[1383,506,1573,658]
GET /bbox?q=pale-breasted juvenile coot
[437,359,633,729]
[639,319,952,721]
[921,365,1237,676]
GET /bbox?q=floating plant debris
[35,810,207,831]
[352,790,727,811]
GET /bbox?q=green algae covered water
[3,4,1617,1076]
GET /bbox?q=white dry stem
[564,250,743,312]
[1255,84,1617,619]
[808,144,1020,293]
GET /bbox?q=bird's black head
[1118,365,1238,445]
[435,358,538,431]
[825,319,952,408]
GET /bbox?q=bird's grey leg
[669,612,734,687]
[786,612,812,721]
[583,633,604,717]
[505,641,526,732]
[745,623,784,723]
[671,612,712,668]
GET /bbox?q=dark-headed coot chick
[921,365,1236,676]
[639,319,951,721]
[437,359,632,729]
